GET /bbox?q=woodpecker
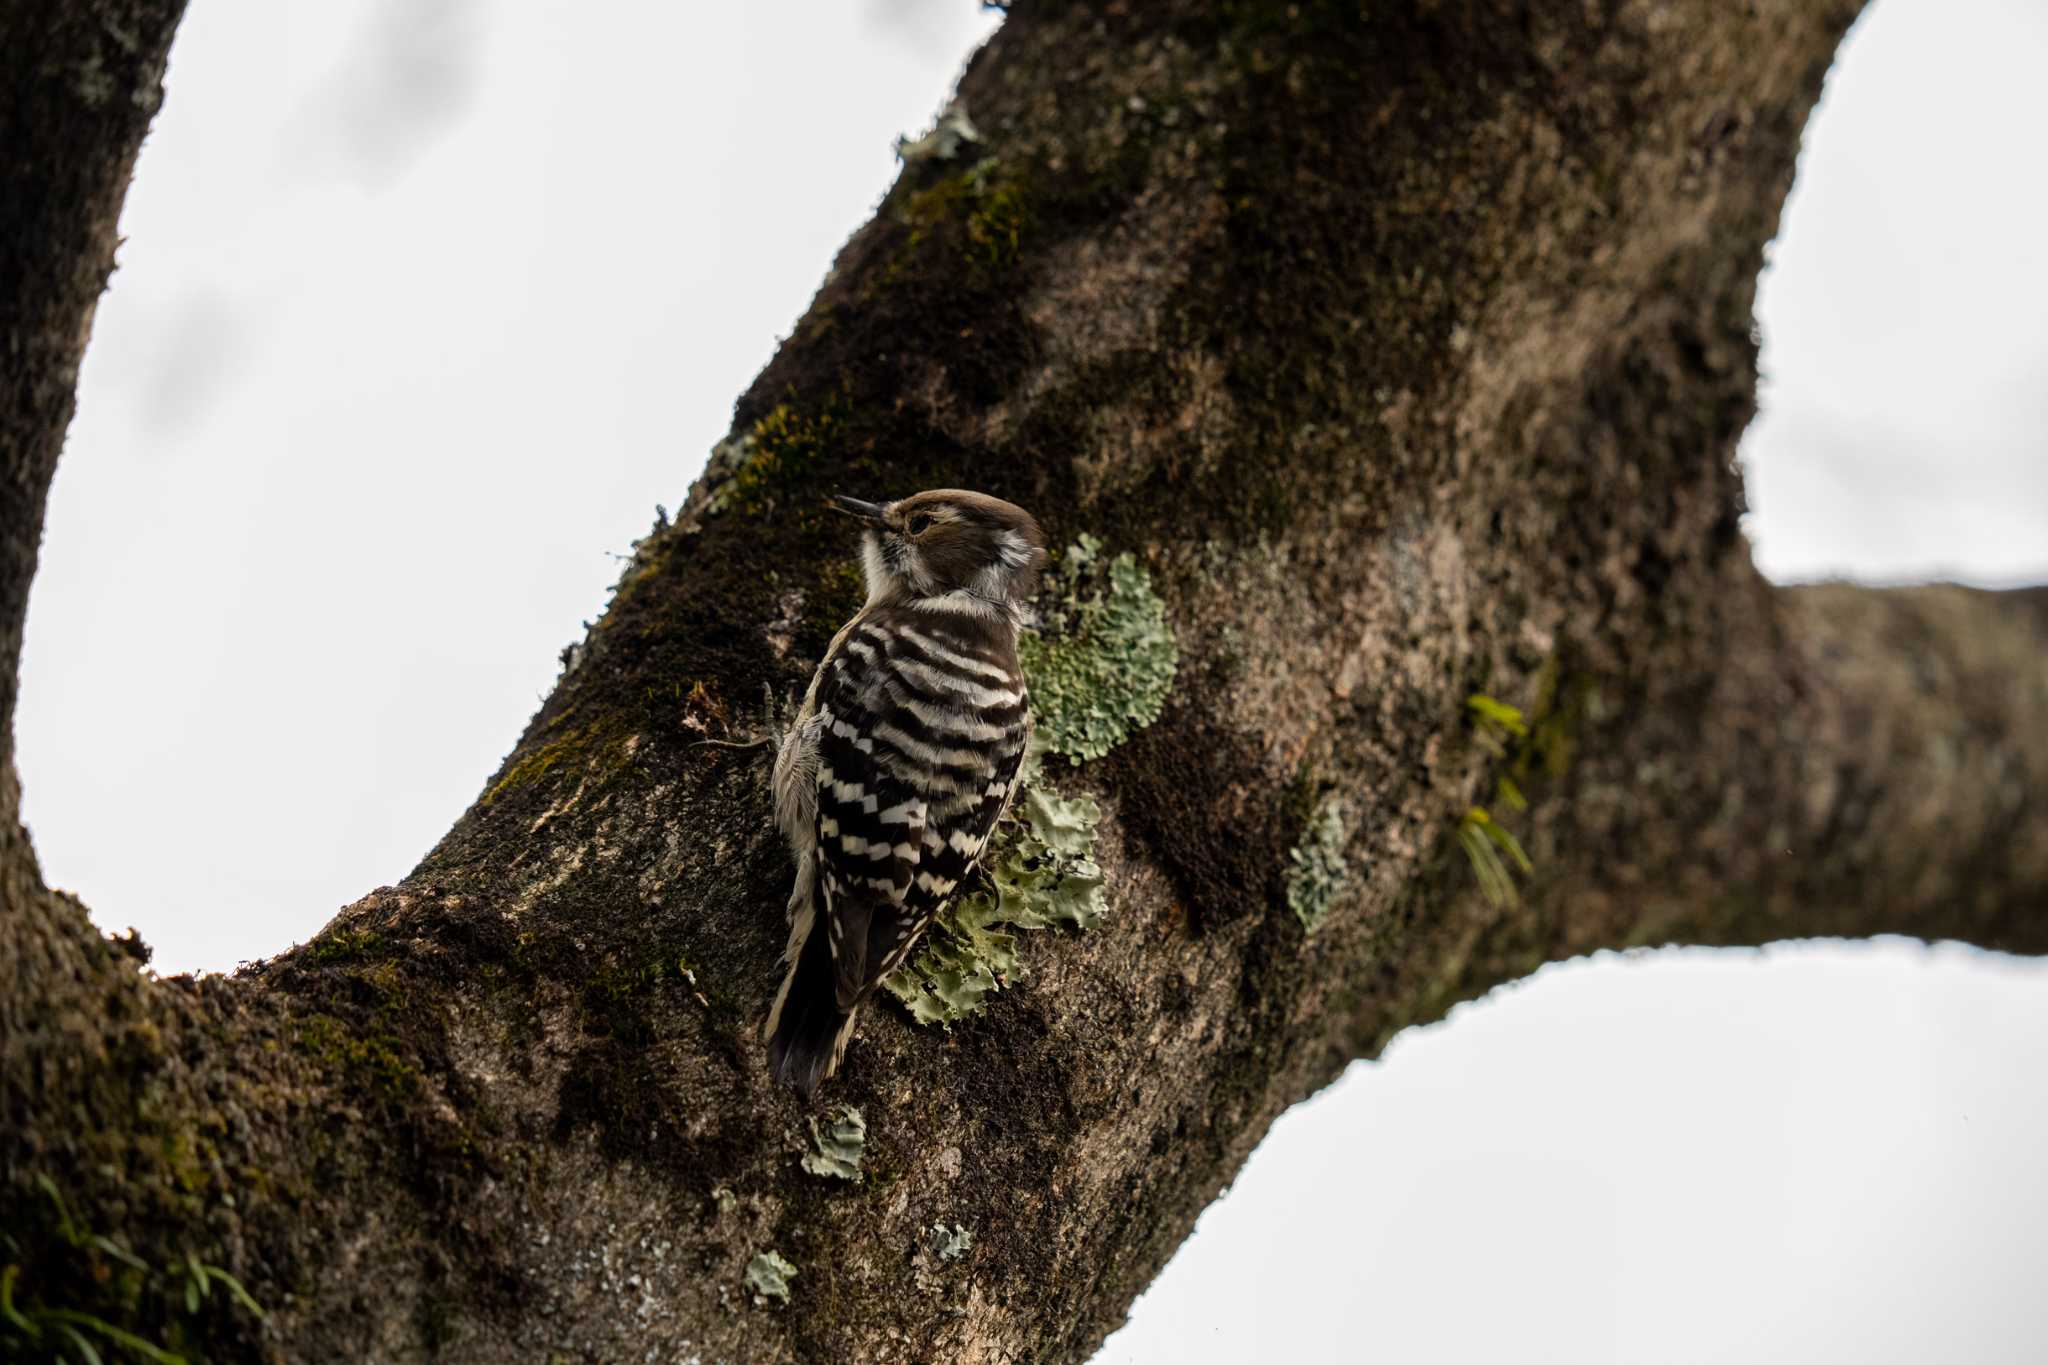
[764,489,1046,1097]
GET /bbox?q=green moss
[296,1014,417,1102]
[883,771,1106,1027]
[480,715,627,807]
[1020,535,1179,764]
[744,1251,795,1307]
[307,928,385,964]
[1285,796,1348,934]
[702,396,843,520]
[903,160,1033,273]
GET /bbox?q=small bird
[764,489,1046,1097]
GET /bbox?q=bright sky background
[17,3,2046,1362]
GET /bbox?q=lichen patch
[744,1251,795,1307]
[930,1223,974,1263]
[1020,535,1178,764]
[1285,796,1349,934]
[882,766,1106,1027]
[799,1105,867,1183]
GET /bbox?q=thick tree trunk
[4,2,2043,1362]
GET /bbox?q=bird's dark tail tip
[766,919,852,1100]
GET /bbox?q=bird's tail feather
[764,861,858,1098]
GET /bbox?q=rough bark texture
[4,2,2044,1363]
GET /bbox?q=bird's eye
[907,514,932,536]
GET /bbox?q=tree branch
[0,0,186,827]
[9,2,2038,1363]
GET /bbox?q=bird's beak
[830,494,888,523]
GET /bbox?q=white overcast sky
[18,3,2046,1362]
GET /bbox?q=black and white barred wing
[900,730,1027,914]
[850,722,1028,994]
[812,615,1033,1001]
[810,678,926,1011]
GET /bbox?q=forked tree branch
[5,3,2041,1362]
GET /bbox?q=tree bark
[4,2,2043,1362]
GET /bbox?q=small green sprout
[1460,693,1541,905]
[1458,805,1533,908]
[1465,693,1528,752]
[173,1252,264,1321]
[2,1175,264,1365]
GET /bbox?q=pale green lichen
[895,102,981,164]
[1286,796,1348,933]
[699,432,756,515]
[929,1224,974,1263]
[882,766,1106,1027]
[745,1251,796,1307]
[799,1105,866,1182]
[1019,535,1178,764]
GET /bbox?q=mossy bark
[5,2,2044,1362]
